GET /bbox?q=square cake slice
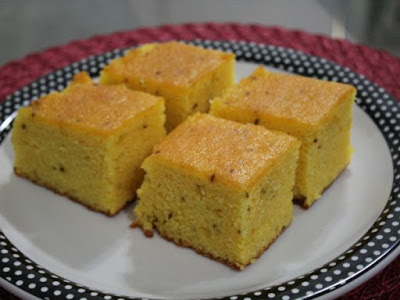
[210,66,356,208]
[12,72,166,216]
[100,41,235,131]
[133,114,300,270]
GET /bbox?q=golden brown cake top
[30,72,163,132]
[218,66,356,126]
[147,114,300,190]
[102,41,234,87]
[29,72,163,134]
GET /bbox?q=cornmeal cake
[100,41,235,131]
[133,114,300,270]
[210,66,356,208]
[12,72,166,216]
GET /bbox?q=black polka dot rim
[0,40,399,300]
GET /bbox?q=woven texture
[0,23,399,300]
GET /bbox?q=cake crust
[30,72,163,135]
[213,66,356,127]
[101,41,234,88]
[146,113,300,189]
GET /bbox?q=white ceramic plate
[0,40,399,300]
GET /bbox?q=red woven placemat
[0,22,399,300]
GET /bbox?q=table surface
[0,22,399,300]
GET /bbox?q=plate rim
[0,39,399,300]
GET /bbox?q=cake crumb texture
[12,71,166,215]
[210,66,356,207]
[100,41,235,130]
[134,114,300,269]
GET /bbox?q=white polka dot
[2,258,9,263]
[40,286,48,293]
[333,270,341,275]
[104,296,112,300]
[351,256,359,261]
[28,283,36,289]
[54,290,61,296]
[356,264,364,270]
[282,296,290,300]
[254,291,262,296]
[27,273,35,279]
[311,274,318,280]
[39,277,47,282]
[278,286,286,291]
[78,288,86,293]
[274,57,282,63]
[3,267,10,273]
[66,294,74,299]
[15,270,22,276]
[315,283,323,289]
[16,280,23,286]
[366,257,373,263]
[292,288,300,293]
[268,293,275,298]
